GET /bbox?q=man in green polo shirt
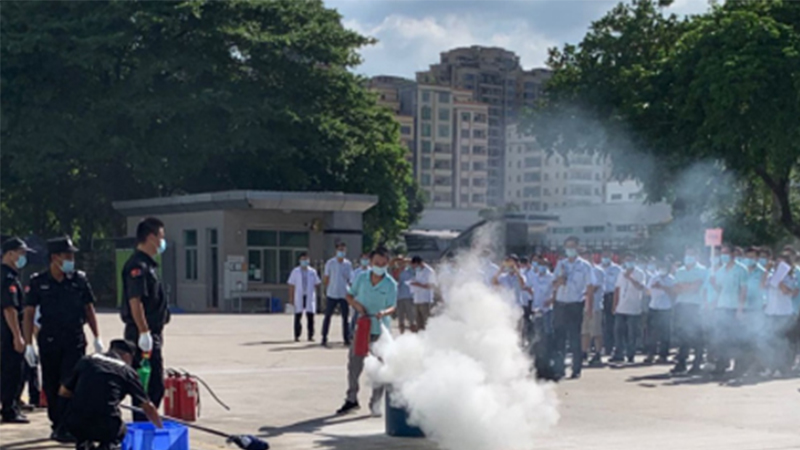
[336,247,397,417]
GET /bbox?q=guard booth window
[184,230,198,281]
[246,230,309,284]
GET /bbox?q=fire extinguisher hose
[177,368,231,411]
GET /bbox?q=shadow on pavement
[257,413,372,437]
[0,438,70,450]
[241,340,297,346]
[625,369,800,388]
[269,344,327,352]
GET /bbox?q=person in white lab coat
[287,253,321,342]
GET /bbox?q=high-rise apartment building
[369,76,490,210]
[505,124,611,212]
[416,46,551,206]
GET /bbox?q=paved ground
[1,313,799,450]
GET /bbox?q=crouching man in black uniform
[60,340,162,450]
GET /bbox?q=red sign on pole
[705,228,723,247]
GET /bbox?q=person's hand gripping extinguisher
[138,331,154,389]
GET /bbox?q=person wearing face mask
[409,256,437,332]
[611,253,646,364]
[392,257,416,334]
[1,237,34,424]
[531,257,556,379]
[644,259,675,364]
[551,236,594,379]
[599,249,622,356]
[288,253,322,342]
[347,254,371,336]
[493,255,529,339]
[580,250,604,367]
[337,247,397,417]
[761,252,800,376]
[671,247,709,374]
[23,236,101,441]
[118,217,170,423]
[710,244,747,377]
[321,242,353,347]
[737,246,766,377]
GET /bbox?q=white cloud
[347,13,557,78]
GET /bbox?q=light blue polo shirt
[348,270,397,335]
[601,263,622,294]
[590,265,604,311]
[553,257,594,303]
[714,263,746,309]
[674,264,708,305]
[743,266,766,310]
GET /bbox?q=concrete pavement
[1,313,799,450]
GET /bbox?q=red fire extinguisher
[354,315,372,357]
[163,370,180,417]
[178,373,200,422]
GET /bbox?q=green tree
[1,0,421,248]
[531,0,800,243]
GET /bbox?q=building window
[421,174,431,186]
[438,124,450,138]
[544,188,550,196]
[516,190,521,198]
[544,173,549,181]
[438,92,450,103]
[551,227,575,235]
[569,185,593,196]
[421,106,432,120]
[421,90,431,102]
[474,113,487,123]
[472,193,486,203]
[473,129,486,139]
[629,193,644,200]
[523,187,541,198]
[616,224,639,232]
[434,192,451,202]
[434,176,452,186]
[400,126,412,135]
[461,162,470,171]
[473,178,486,187]
[595,173,601,181]
[461,112,471,122]
[461,145,470,154]
[543,203,548,211]
[246,230,309,284]
[473,161,486,171]
[460,194,469,203]
[434,143,450,154]
[611,193,622,200]
[421,140,432,153]
[517,161,521,169]
[473,146,486,155]
[523,172,541,182]
[439,108,451,121]
[434,160,452,170]
[422,123,432,137]
[184,230,198,281]
[583,226,605,233]
[555,188,559,194]
[422,157,431,170]
[461,178,470,187]
[555,173,559,179]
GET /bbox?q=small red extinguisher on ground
[178,372,200,422]
[354,315,372,357]
[163,370,180,417]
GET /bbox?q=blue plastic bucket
[270,297,283,313]
[122,421,189,450]
[385,390,424,438]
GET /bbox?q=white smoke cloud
[364,245,559,450]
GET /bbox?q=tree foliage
[1,0,422,248]
[530,0,800,243]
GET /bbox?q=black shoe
[627,356,636,364]
[294,337,300,342]
[588,355,602,366]
[308,337,315,342]
[569,372,582,379]
[336,401,360,415]
[671,364,687,374]
[643,356,654,364]
[688,365,703,375]
[344,341,351,347]
[51,430,77,443]
[1,414,29,424]
[609,356,624,363]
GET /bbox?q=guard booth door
[207,228,220,309]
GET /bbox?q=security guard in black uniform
[60,339,162,450]
[1,237,34,424]
[23,236,103,442]
[121,217,169,422]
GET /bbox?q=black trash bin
[385,389,424,438]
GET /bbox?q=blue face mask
[758,258,768,267]
[531,262,539,270]
[60,259,75,274]
[684,256,696,266]
[372,266,387,277]
[157,238,167,255]
[565,248,578,258]
[336,251,346,258]
[300,259,310,267]
[720,254,731,265]
[539,266,548,274]
[15,255,27,270]
[624,261,635,270]
[360,258,370,267]
[743,258,756,268]
[734,256,743,264]
[601,257,611,265]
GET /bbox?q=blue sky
[325,0,712,78]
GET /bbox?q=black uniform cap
[109,339,137,356]
[47,236,79,254]
[1,237,35,254]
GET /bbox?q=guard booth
[112,190,377,313]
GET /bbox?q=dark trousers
[39,338,85,430]
[124,325,164,422]
[613,313,641,360]
[0,340,24,419]
[674,303,703,369]
[713,309,739,372]
[321,298,350,344]
[66,414,125,447]
[552,302,584,376]
[646,309,672,359]
[602,293,615,354]
[531,311,555,380]
[24,362,41,406]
